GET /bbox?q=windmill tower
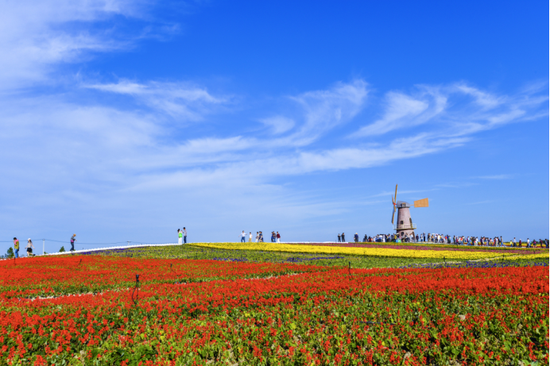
[391,184,429,240]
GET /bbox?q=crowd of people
[239,231,281,243]
[335,232,549,248]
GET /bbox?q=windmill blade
[391,184,398,224]
[414,198,429,208]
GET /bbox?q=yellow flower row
[191,242,516,260]
[503,252,550,261]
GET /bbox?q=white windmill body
[391,185,429,241]
[395,201,416,238]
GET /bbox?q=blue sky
[1,0,548,252]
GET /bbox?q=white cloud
[353,86,447,137]
[2,79,542,202]
[85,80,228,119]
[287,79,369,144]
[454,83,502,108]
[259,116,295,134]
[477,174,512,180]
[0,0,155,90]
[352,82,548,139]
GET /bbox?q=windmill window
[400,220,403,224]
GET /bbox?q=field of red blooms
[0,255,548,365]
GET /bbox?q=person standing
[341,233,346,242]
[527,238,530,248]
[70,234,76,252]
[276,231,281,243]
[354,233,359,243]
[183,227,187,244]
[13,237,19,258]
[513,237,517,247]
[241,230,246,243]
[26,239,34,257]
[337,233,341,242]
[255,232,259,242]
[178,229,183,245]
[249,232,252,242]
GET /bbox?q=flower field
[191,242,549,261]
[0,251,548,365]
[280,242,549,255]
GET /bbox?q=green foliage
[6,247,14,258]
[59,246,65,252]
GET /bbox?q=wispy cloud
[282,79,369,145]
[353,87,446,137]
[369,189,435,198]
[477,174,512,180]
[258,116,295,134]
[351,82,548,139]
[85,79,228,119]
[0,0,168,90]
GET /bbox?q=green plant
[59,246,66,252]
[6,247,14,258]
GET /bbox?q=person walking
[276,231,281,243]
[13,237,19,258]
[354,233,359,243]
[249,232,252,242]
[183,227,187,244]
[240,230,246,243]
[26,239,34,257]
[70,234,76,252]
[178,229,183,245]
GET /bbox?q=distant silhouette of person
[13,237,19,258]
[70,234,76,252]
[26,239,34,257]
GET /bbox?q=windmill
[391,184,429,240]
